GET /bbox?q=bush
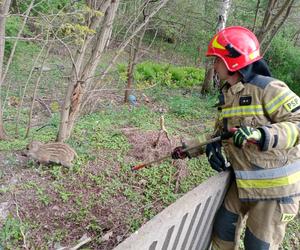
[18,0,71,14]
[265,34,300,94]
[5,16,22,56]
[118,61,205,88]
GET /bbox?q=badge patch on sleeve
[281,213,296,222]
[239,96,252,106]
[283,96,300,112]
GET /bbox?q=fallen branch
[36,98,53,117]
[57,234,92,250]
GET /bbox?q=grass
[1,88,298,248]
[0,85,218,248]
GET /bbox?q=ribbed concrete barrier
[114,171,231,250]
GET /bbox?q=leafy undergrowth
[0,88,217,249]
[0,87,299,249]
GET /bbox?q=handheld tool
[131,136,222,171]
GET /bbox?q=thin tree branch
[262,0,294,55]
[252,0,260,32]
[25,43,52,138]
[2,0,35,83]
[83,0,170,108]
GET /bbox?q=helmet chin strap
[239,59,272,82]
[228,70,235,76]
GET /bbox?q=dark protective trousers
[211,182,300,250]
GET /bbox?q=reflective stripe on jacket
[216,75,300,200]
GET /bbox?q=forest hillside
[0,1,300,249]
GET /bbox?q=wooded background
[0,0,299,141]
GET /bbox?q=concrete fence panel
[114,171,231,250]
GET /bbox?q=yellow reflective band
[221,111,265,118]
[282,123,292,148]
[236,171,300,189]
[221,105,264,118]
[281,213,296,222]
[265,91,295,114]
[212,35,225,50]
[290,123,298,146]
[282,123,298,148]
[265,90,289,109]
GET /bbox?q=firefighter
[172,26,300,249]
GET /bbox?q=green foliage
[0,215,28,248]
[0,138,29,151]
[180,157,215,193]
[54,184,73,203]
[149,89,217,121]
[23,181,52,206]
[265,34,300,95]
[118,61,205,88]
[73,111,131,152]
[139,162,178,205]
[91,130,130,150]
[18,0,71,14]
[168,95,204,120]
[5,16,28,56]
[282,217,300,249]
[59,23,96,45]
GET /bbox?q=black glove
[171,146,188,159]
[205,141,227,172]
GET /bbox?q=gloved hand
[171,146,188,159]
[205,141,227,172]
[171,137,205,159]
[232,126,262,148]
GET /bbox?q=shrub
[5,16,22,56]
[18,0,71,14]
[118,61,205,88]
[265,34,300,94]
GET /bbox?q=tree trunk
[57,0,170,142]
[201,0,231,94]
[256,0,294,52]
[201,65,214,94]
[124,25,146,103]
[262,0,294,55]
[293,29,300,46]
[82,0,171,110]
[0,0,12,140]
[252,0,261,32]
[124,42,135,103]
[57,0,120,142]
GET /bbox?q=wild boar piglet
[27,140,77,167]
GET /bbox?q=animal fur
[26,141,77,167]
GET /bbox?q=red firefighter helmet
[206,26,262,71]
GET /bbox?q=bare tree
[252,0,261,33]
[201,0,231,94]
[256,0,295,54]
[57,0,170,142]
[56,0,120,142]
[25,43,51,138]
[124,1,151,103]
[0,0,12,140]
[292,28,300,46]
